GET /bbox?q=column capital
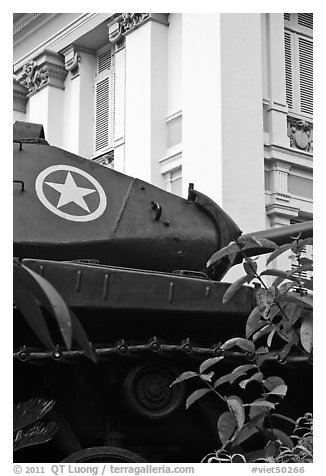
[272,160,292,173]
[107,13,168,44]
[16,50,67,96]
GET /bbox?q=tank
[13,122,313,463]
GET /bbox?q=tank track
[14,337,311,365]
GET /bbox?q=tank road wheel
[61,446,147,463]
[123,363,185,420]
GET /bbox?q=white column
[265,14,289,147]
[124,14,168,187]
[17,50,67,147]
[61,45,95,158]
[220,13,266,233]
[182,13,223,203]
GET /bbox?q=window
[93,46,115,162]
[284,13,313,117]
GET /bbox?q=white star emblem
[35,165,107,222]
[45,172,96,212]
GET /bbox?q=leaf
[15,262,72,349]
[264,440,279,459]
[255,288,267,311]
[299,257,313,266]
[249,400,269,429]
[263,376,285,392]
[263,384,288,398]
[267,304,282,321]
[300,314,313,353]
[221,337,255,353]
[277,282,296,296]
[267,327,277,348]
[69,310,96,363]
[13,421,58,452]
[223,276,253,304]
[207,242,240,267]
[291,294,313,308]
[217,411,237,444]
[199,371,214,382]
[229,364,257,384]
[244,400,275,410]
[254,238,279,249]
[214,374,233,388]
[13,398,55,432]
[227,395,245,430]
[300,278,313,291]
[267,429,294,449]
[237,235,262,247]
[300,237,313,247]
[13,276,55,351]
[261,269,292,280]
[186,388,211,410]
[239,371,264,389]
[243,259,258,277]
[253,323,274,342]
[233,413,266,446]
[266,243,293,265]
[246,306,264,339]
[199,356,224,374]
[278,292,313,308]
[282,302,302,326]
[170,371,198,386]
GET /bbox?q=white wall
[220,13,266,234]
[182,14,223,204]
[167,14,182,117]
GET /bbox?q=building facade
[13,13,313,273]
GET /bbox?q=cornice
[13,13,45,36]
[264,143,313,172]
[14,13,110,72]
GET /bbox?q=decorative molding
[266,203,299,223]
[13,13,44,36]
[13,78,28,113]
[270,160,292,202]
[287,118,313,152]
[107,13,168,42]
[19,60,49,93]
[17,50,67,95]
[264,144,313,173]
[61,45,81,78]
[120,13,150,34]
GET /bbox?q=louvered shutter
[284,13,313,117]
[298,13,313,30]
[298,37,313,115]
[284,31,293,110]
[95,77,110,152]
[94,47,114,156]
